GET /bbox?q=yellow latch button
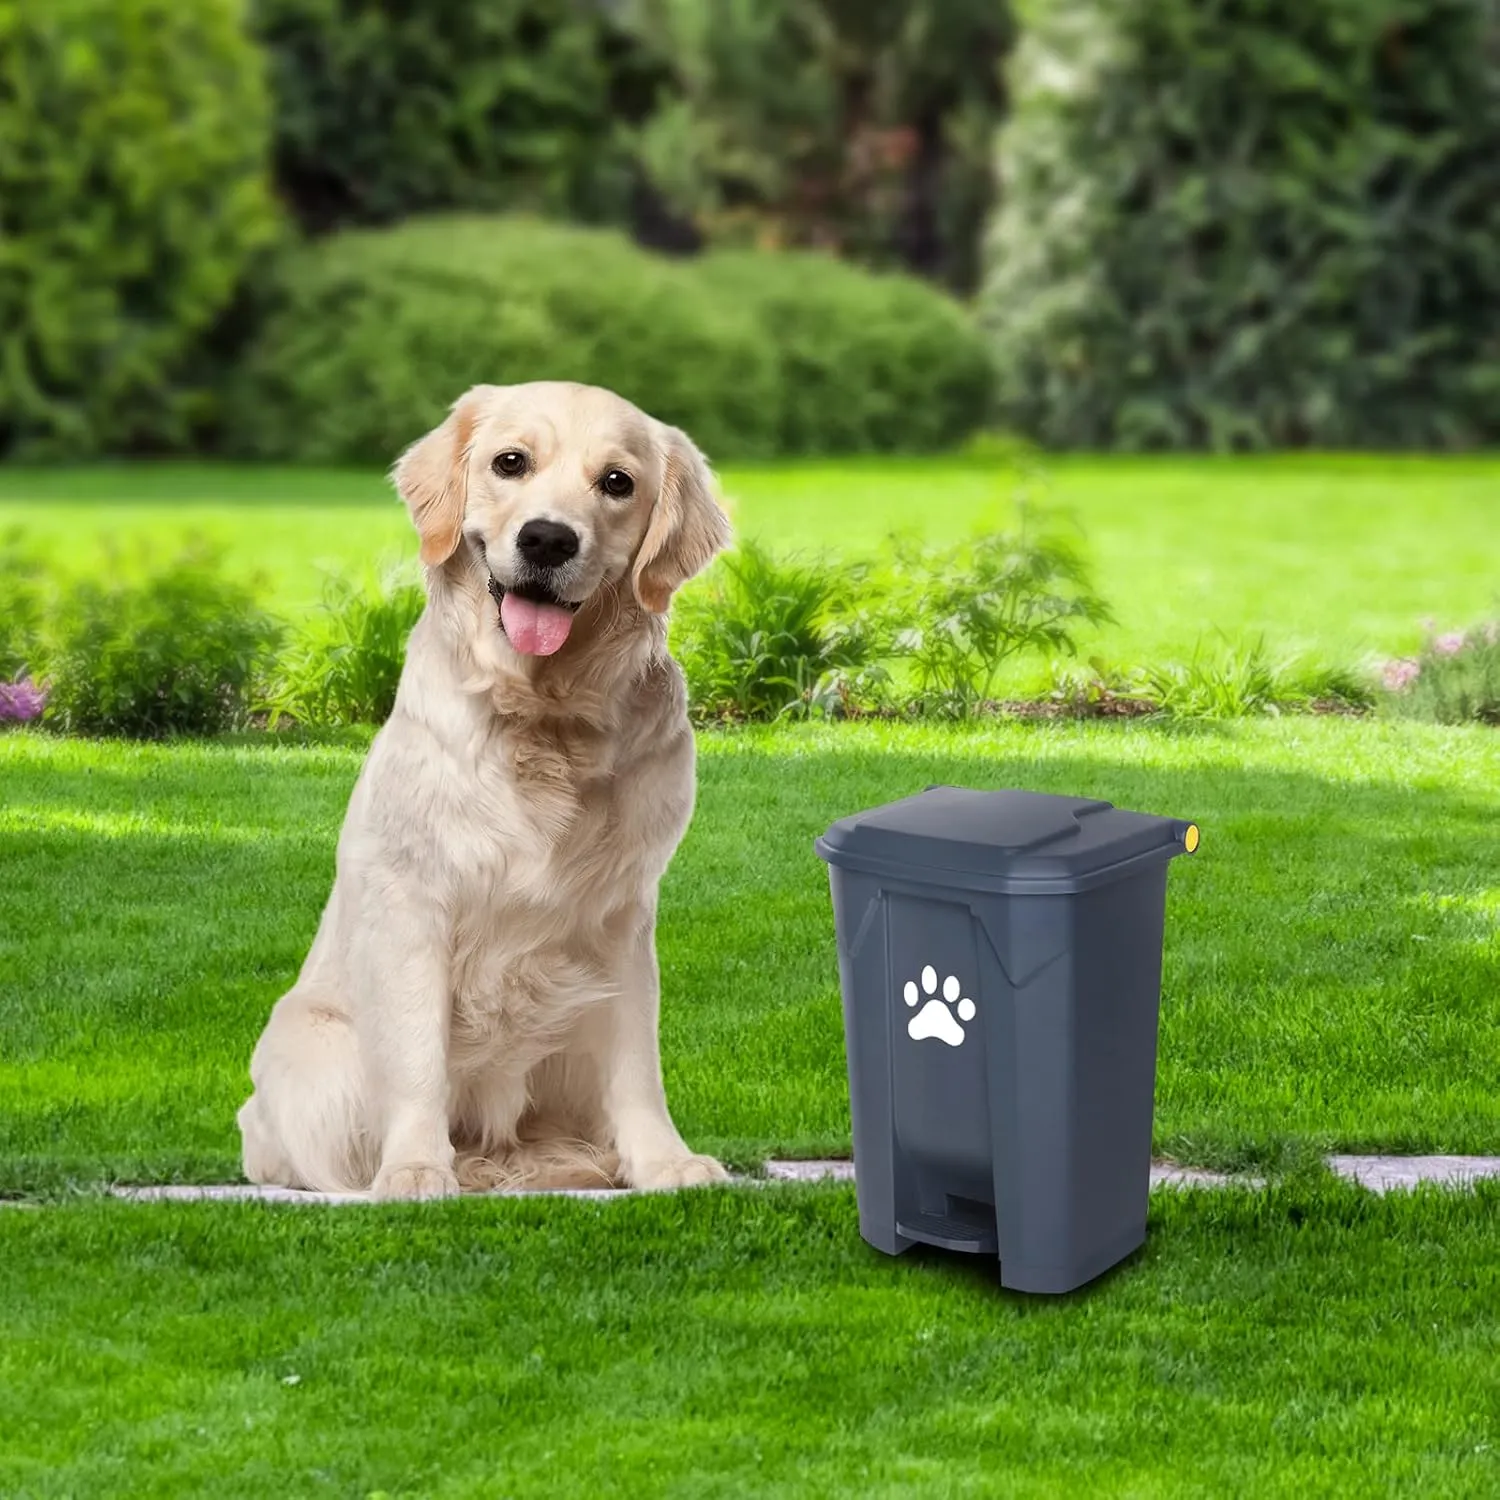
[1183,824,1200,854]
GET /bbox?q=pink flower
[1382,658,1420,691]
[1432,630,1467,658]
[0,677,46,723]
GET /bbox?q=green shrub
[693,250,995,454]
[888,510,1114,718]
[261,564,426,727]
[982,0,1500,450]
[232,216,994,462]
[1382,623,1500,725]
[41,543,280,738]
[672,541,885,721]
[0,0,280,457]
[230,216,782,463]
[252,0,652,235]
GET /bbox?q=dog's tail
[454,1137,621,1192]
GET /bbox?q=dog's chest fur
[441,694,688,1074]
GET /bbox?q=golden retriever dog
[237,381,731,1199]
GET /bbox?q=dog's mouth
[486,574,582,658]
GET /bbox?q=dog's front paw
[628,1153,731,1191]
[371,1161,460,1201]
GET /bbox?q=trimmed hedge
[232,217,994,463]
[0,0,280,457]
[252,0,653,234]
[230,217,781,462]
[695,250,995,454]
[981,0,1500,450]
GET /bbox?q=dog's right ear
[392,388,488,567]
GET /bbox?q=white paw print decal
[903,965,976,1047]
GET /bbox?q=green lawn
[3,455,1499,1496]
[3,1183,1498,1497]
[3,454,1496,669]
[4,717,1497,1194]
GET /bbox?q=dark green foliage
[982,0,1500,450]
[260,564,426,727]
[620,0,1013,292]
[230,216,991,464]
[694,250,996,454]
[252,0,655,235]
[0,0,281,457]
[41,544,280,738]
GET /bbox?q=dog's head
[392,382,730,658]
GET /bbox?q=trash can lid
[814,786,1198,894]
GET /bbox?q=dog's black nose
[515,519,580,570]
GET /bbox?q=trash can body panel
[887,894,990,1197]
[817,786,1194,1294]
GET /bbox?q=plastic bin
[815,785,1199,1294]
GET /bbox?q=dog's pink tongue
[500,592,574,656]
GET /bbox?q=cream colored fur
[237,381,732,1199]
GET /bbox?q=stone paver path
[84,1154,1500,1206]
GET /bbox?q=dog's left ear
[392,388,489,567]
[631,426,732,614]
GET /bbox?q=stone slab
[6,1155,1495,1208]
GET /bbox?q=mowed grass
[2,454,1496,669]
[3,455,1499,1497]
[2,1182,1498,1498]
[3,716,1497,1193]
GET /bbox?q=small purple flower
[0,677,47,723]
[1432,630,1467,658]
[1382,658,1420,692]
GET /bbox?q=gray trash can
[815,785,1199,1294]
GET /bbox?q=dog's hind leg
[452,1054,620,1191]
[238,988,375,1193]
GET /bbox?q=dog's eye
[492,450,528,478]
[600,468,634,498]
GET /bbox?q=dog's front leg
[588,914,729,1191]
[350,881,459,1201]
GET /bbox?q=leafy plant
[230,215,781,464]
[42,543,280,738]
[1046,657,1156,718]
[1082,637,1377,721]
[253,0,652,235]
[692,249,995,455]
[0,0,280,457]
[889,508,1114,719]
[672,540,884,721]
[1381,622,1500,726]
[982,0,1500,451]
[619,0,1013,292]
[260,564,427,727]
[1132,637,1285,721]
[231,214,995,466]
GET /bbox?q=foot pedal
[896,1209,998,1254]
